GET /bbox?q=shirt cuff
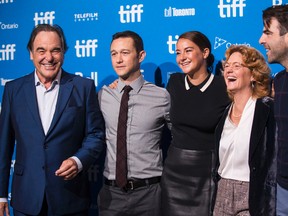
[71,156,83,173]
[0,198,7,202]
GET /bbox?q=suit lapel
[46,71,74,136]
[249,99,270,161]
[23,73,44,133]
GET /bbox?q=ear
[284,32,288,43]
[29,51,33,60]
[203,48,210,59]
[250,73,255,82]
[138,50,146,63]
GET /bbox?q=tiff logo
[218,0,246,18]
[34,11,55,26]
[75,39,98,58]
[167,35,179,54]
[0,44,16,61]
[119,4,144,23]
[0,0,13,3]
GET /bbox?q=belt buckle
[122,180,134,192]
[128,180,134,190]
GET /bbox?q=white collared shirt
[35,70,61,135]
[218,97,256,182]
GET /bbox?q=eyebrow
[176,46,194,52]
[110,49,130,53]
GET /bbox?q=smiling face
[110,37,145,82]
[259,18,288,67]
[223,52,254,96]
[176,38,208,76]
[30,31,64,88]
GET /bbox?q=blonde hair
[224,45,271,99]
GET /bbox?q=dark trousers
[98,183,161,216]
[277,183,288,216]
[13,196,88,216]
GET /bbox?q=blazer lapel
[46,71,74,136]
[249,99,270,161]
[215,106,230,145]
[215,105,230,159]
[23,73,44,133]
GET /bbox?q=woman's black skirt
[161,145,215,216]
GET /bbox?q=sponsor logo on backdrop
[218,0,246,18]
[119,4,144,23]
[75,39,98,58]
[0,21,18,30]
[167,35,179,54]
[0,0,13,4]
[34,11,55,26]
[75,72,98,87]
[214,36,250,49]
[273,0,288,4]
[0,44,16,61]
[164,7,196,17]
[74,12,99,22]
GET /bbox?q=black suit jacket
[214,97,276,216]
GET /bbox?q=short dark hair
[111,30,144,54]
[262,5,288,36]
[178,31,214,72]
[27,24,68,53]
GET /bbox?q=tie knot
[123,85,132,93]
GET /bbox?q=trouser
[277,183,288,216]
[13,196,88,216]
[98,182,161,216]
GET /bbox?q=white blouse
[218,97,256,182]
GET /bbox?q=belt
[104,176,161,191]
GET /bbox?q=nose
[45,51,53,61]
[116,54,123,63]
[223,65,233,73]
[178,52,187,61]
[259,34,265,45]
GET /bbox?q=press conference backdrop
[0,0,286,214]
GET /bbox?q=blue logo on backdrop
[74,12,99,22]
[0,0,13,4]
[164,7,196,17]
[167,35,179,54]
[0,21,18,30]
[34,11,55,25]
[273,0,288,4]
[75,39,98,58]
[218,0,246,18]
[0,44,16,61]
[119,4,144,23]
[214,36,251,50]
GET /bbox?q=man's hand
[109,79,118,89]
[0,202,9,216]
[55,158,78,180]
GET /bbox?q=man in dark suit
[0,24,105,216]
